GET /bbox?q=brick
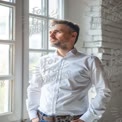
[102,36,122,43]
[91,6,101,12]
[92,35,102,41]
[103,25,122,34]
[87,0,102,6]
[102,42,122,49]
[102,30,122,39]
[92,48,100,53]
[91,23,101,29]
[88,11,101,17]
[84,41,102,47]
[88,29,102,35]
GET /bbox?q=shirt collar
[54,48,78,57]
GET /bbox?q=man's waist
[37,110,83,122]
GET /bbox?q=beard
[51,41,67,50]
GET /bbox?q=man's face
[49,24,76,49]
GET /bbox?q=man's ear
[72,32,77,38]
[71,32,77,42]
[71,32,77,44]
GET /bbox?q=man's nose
[49,31,55,37]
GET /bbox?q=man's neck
[57,47,74,57]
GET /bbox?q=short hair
[50,19,80,44]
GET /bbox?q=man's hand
[32,117,39,122]
[71,119,85,122]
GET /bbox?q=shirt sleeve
[80,56,111,122]
[26,63,43,120]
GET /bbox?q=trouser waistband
[37,110,82,122]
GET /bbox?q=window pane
[0,80,11,114]
[29,52,47,80]
[0,5,13,40]
[49,0,62,18]
[29,17,47,49]
[29,0,47,16]
[0,44,10,75]
[0,0,15,3]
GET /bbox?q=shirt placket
[52,58,65,114]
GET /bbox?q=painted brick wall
[64,0,122,122]
[100,0,122,122]
[82,0,122,122]
[81,0,103,60]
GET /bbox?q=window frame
[0,0,23,122]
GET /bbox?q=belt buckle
[55,115,73,122]
[43,116,54,122]
[69,115,75,121]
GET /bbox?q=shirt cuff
[28,110,38,120]
[79,110,100,122]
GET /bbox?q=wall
[64,0,103,58]
[64,0,94,52]
[101,0,122,122]
[64,0,122,122]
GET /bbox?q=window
[0,2,15,114]
[0,0,15,3]
[29,0,64,80]
[0,0,63,121]
[0,0,22,122]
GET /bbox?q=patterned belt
[37,111,82,122]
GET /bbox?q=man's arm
[26,66,43,120]
[80,56,111,122]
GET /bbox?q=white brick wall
[101,0,122,122]
[65,0,122,121]
[81,0,122,121]
[81,1,102,58]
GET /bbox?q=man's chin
[50,42,58,46]
[50,43,60,49]
[51,44,58,48]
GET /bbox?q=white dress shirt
[26,48,111,122]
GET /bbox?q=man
[26,19,111,122]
